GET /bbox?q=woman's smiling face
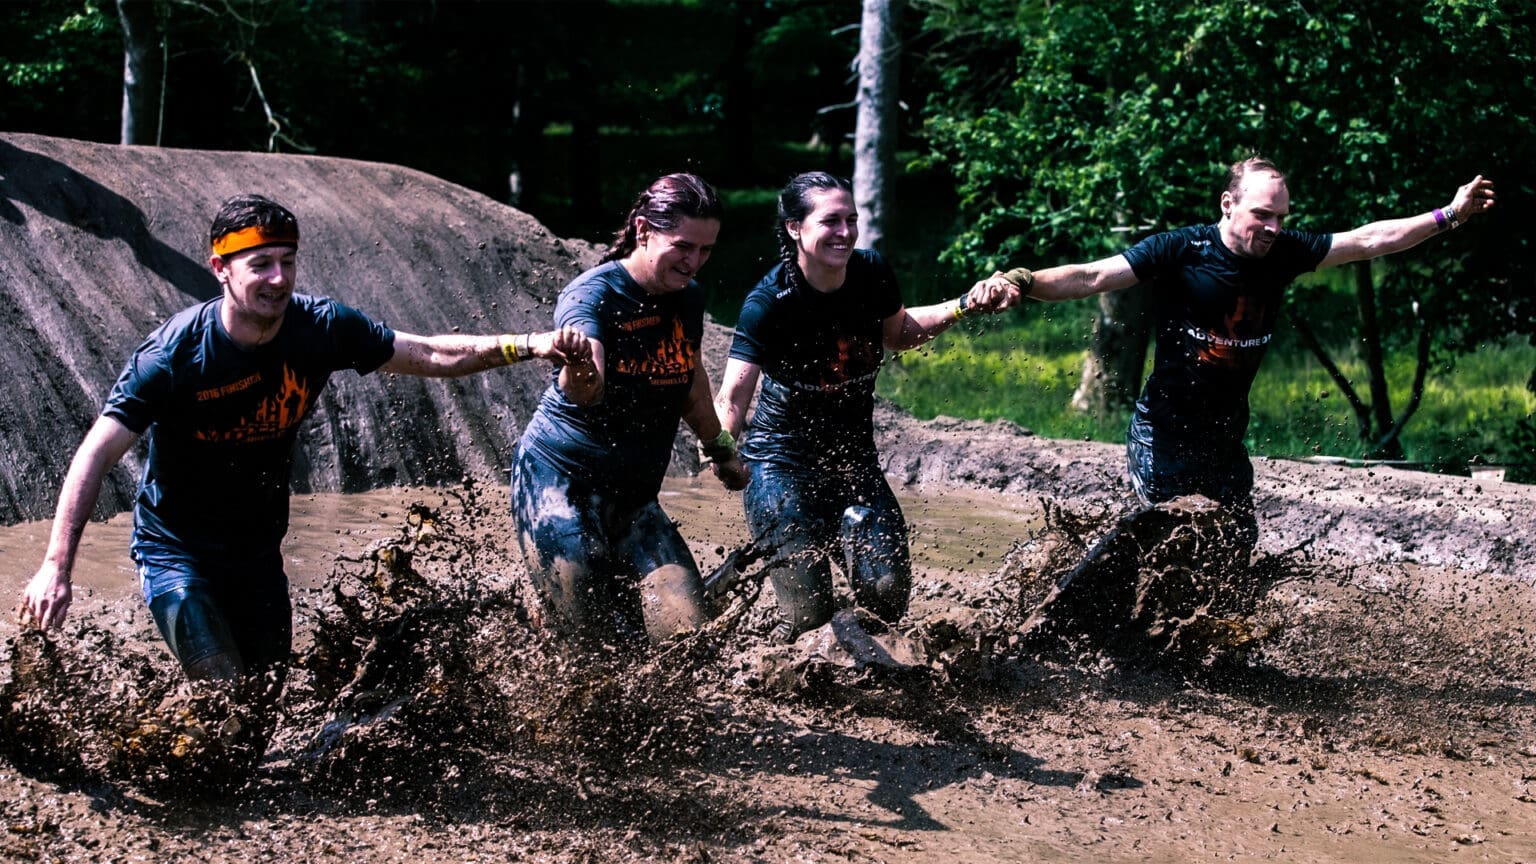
[790,188,858,274]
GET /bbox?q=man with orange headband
[16,193,591,747]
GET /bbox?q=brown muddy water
[0,476,1042,637]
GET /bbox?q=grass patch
[878,313,1536,479]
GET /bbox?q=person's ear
[634,216,652,246]
[1219,191,1234,219]
[209,254,229,282]
[785,220,801,241]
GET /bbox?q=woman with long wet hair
[714,172,1009,641]
[512,173,747,647]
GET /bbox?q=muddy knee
[639,564,707,643]
[840,505,912,623]
[767,553,835,642]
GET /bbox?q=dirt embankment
[0,132,620,524]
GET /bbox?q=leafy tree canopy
[918,0,1533,353]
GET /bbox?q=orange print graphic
[1194,295,1270,367]
[194,364,315,443]
[613,317,695,384]
[817,335,878,389]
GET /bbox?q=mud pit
[3,451,1535,863]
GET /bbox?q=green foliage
[0,0,120,138]
[879,313,1536,476]
[916,0,1536,448]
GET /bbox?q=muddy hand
[712,454,749,492]
[965,278,1013,314]
[533,326,592,366]
[976,273,1026,310]
[18,564,72,630]
[1449,175,1495,221]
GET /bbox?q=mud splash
[4,476,1536,862]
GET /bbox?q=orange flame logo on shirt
[194,364,314,443]
[614,317,695,382]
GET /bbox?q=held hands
[971,266,1035,312]
[962,277,1016,315]
[16,564,71,630]
[711,454,750,492]
[698,429,748,491]
[530,326,594,366]
[1449,175,1496,223]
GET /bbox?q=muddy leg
[622,501,708,643]
[744,460,835,641]
[510,448,626,645]
[840,501,912,625]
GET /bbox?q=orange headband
[211,225,300,257]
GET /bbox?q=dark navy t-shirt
[104,294,396,561]
[1124,224,1331,447]
[519,260,704,500]
[729,249,903,465]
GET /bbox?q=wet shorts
[136,550,292,676]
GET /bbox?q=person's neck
[619,254,666,294]
[1216,218,1240,254]
[800,256,846,293]
[220,300,284,348]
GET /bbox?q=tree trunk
[852,0,904,252]
[1071,283,1151,414]
[1354,262,1404,459]
[116,0,158,146]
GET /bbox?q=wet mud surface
[3,457,1535,863]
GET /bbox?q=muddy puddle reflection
[0,476,1043,609]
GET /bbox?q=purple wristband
[1433,207,1448,232]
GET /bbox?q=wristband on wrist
[697,428,737,464]
[499,334,522,365]
[952,293,970,321]
[499,334,535,364]
[1434,206,1461,233]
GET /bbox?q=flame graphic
[194,364,314,443]
[614,317,694,379]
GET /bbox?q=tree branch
[1370,317,1434,458]
[1288,311,1371,442]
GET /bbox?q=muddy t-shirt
[104,294,396,561]
[1124,223,1331,448]
[520,260,703,499]
[729,249,903,466]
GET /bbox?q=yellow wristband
[499,334,522,365]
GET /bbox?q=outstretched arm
[981,254,1140,309]
[380,326,594,378]
[882,278,1017,351]
[18,416,138,629]
[1320,175,1496,269]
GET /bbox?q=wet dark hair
[209,193,299,249]
[1225,155,1287,200]
[775,171,854,292]
[600,173,724,264]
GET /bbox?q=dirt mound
[0,132,742,525]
